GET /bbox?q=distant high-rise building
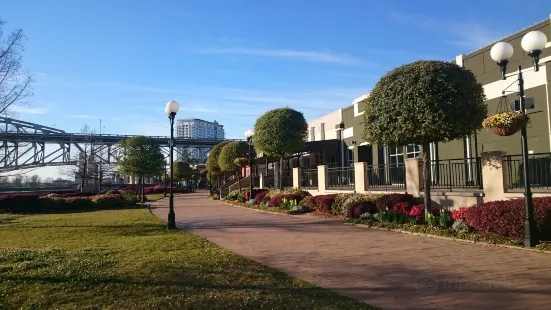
[176,119,225,162]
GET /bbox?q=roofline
[463,15,550,59]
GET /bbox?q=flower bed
[223,188,312,215]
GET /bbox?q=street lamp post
[490,30,547,247]
[245,129,254,199]
[165,100,180,230]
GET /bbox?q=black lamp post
[245,129,254,199]
[490,31,547,247]
[165,100,180,230]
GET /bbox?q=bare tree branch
[0,19,33,116]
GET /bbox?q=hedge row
[0,193,136,213]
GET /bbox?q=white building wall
[307,109,342,142]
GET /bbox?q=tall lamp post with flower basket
[487,30,547,247]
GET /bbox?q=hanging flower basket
[482,111,529,136]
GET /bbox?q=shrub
[464,197,551,240]
[451,207,468,221]
[376,193,417,212]
[439,210,453,228]
[348,201,377,219]
[153,185,165,194]
[64,197,95,209]
[452,219,470,232]
[91,194,125,208]
[122,192,138,206]
[331,193,356,215]
[408,204,425,220]
[314,194,338,214]
[268,194,304,208]
[303,196,317,209]
[254,190,269,205]
[392,202,411,215]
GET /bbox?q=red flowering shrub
[348,201,377,219]
[392,202,411,215]
[314,194,338,213]
[254,190,269,205]
[153,185,165,193]
[303,196,317,209]
[268,194,304,207]
[91,194,124,208]
[464,197,551,240]
[376,193,416,211]
[407,204,439,220]
[451,207,468,221]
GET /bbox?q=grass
[0,208,375,310]
[146,194,165,202]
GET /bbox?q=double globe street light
[165,100,180,229]
[490,30,548,247]
[245,129,254,198]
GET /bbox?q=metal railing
[327,166,355,190]
[281,169,293,188]
[505,153,551,191]
[366,163,406,190]
[252,174,260,189]
[263,172,275,188]
[300,168,318,189]
[430,158,482,190]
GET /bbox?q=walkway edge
[220,199,550,255]
[346,222,551,255]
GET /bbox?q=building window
[406,144,421,158]
[388,146,403,165]
[348,149,354,166]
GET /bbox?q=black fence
[281,169,293,188]
[264,172,275,188]
[251,174,260,189]
[505,153,551,191]
[327,167,355,190]
[430,158,482,191]
[300,168,318,189]
[366,163,406,190]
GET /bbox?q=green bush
[439,210,453,228]
[332,193,383,216]
[121,192,137,206]
[92,194,125,208]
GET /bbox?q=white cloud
[10,105,49,115]
[193,47,364,66]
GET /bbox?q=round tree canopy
[206,142,228,176]
[253,108,308,157]
[218,141,249,174]
[363,60,487,146]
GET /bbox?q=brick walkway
[150,192,551,310]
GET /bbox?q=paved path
[150,192,551,310]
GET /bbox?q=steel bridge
[0,117,239,172]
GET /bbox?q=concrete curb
[220,201,293,216]
[346,222,551,255]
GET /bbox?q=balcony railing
[300,168,318,189]
[366,163,406,190]
[430,158,482,191]
[327,167,354,190]
[505,153,551,191]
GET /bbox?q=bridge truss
[0,117,238,172]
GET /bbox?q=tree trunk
[279,156,284,190]
[422,143,432,221]
[80,160,87,193]
[141,175,146,203]
[136,177,141,201]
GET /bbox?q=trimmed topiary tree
[363,60,486,220]
[253,108,308,189]
[206,142,228,188]
[218,141,250,191]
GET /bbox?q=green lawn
[0,208,375,309]
[146,193,165,202]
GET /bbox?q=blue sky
[2,0,550,139]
